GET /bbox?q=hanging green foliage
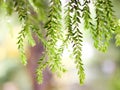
[115,20,120,46]
[65,0,85,84]
[0,0,120,85]
[94,0,116,52]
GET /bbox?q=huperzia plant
[0,0,119,84]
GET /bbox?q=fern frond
[14,0,28,64]
[13,0,28,22]
[17,25,28,65]
[94,0,115,52]
[33,27,49,83]
[45,0,66,76]
[36,54,48,84]
[17,24,37,65]
[65,0,85,84]
[82,0,92,29]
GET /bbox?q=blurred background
[0,0,120,90]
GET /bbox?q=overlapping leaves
[65,0,85,84]
[94,0,115,52]
[1,0,120,85]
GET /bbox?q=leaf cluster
[0,0,120,85]
[93,0,116,52]
[64,0,85,84]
